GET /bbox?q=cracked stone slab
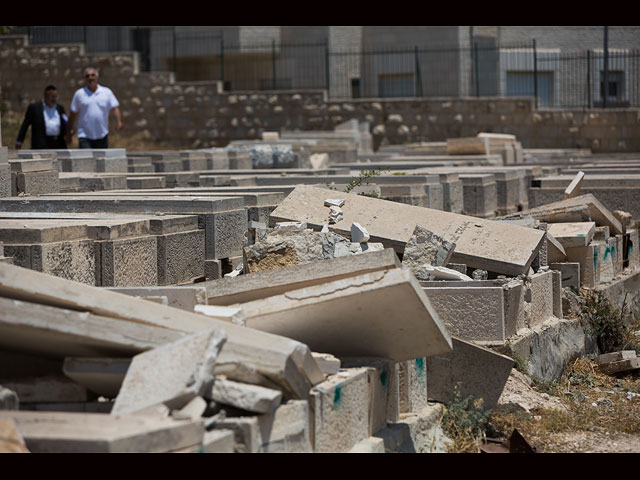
[402,225,456,280]
[111,328,227,415]
[236,268,452,361]
[210,376,282,413]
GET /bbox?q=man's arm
[112,106,123,131]
[15,104,34,149]
[66,111,77,146]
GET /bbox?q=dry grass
[487,357,640,452]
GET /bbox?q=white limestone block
[351,222,370,243]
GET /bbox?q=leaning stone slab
[426,337,514,409]
[595,350,637,366]
[0,296,181,359]
[210,376,282,414]
[111,328,227,415]
[521,194,623,236]
[237,268,452,361]
[62,358,131,398]
[401,225,456,280]
[0,262,325,400]
[270,185,544,276]
[0,411,204,453]
[105,285,208,311]
[207,248,400,306]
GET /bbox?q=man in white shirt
[67,67,123,149]
[15,85,68,149]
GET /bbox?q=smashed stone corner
[1,130,640,453]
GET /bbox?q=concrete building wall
[2,35,639,153]
[498,26,640,50]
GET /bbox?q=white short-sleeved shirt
[70,84,119,140]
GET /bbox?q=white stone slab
[547,222,596,248]
[210,376,282,413]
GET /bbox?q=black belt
[46,135,61,141]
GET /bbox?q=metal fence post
[474,42,479,97]
[325,42,330,94]
[172,27,177,74]
[603,26,609,108]
[587,49,592,108]
[220,37,225,84]
[533,39,538,109]
[414,45,422,97]
[272,40,277,90]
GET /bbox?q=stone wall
[2,34,640,152]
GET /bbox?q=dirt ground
[491,360,640,453]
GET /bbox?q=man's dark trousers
[78,135,109,149]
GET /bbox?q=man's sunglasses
[85,73,97,78]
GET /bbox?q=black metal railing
[6,27,640,109]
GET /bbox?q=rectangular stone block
[551,270,563,319]
[12,170,59,196]
[104,285,208,311]
[205,209,248,260]
[549,262,581,290]
[423,286,505,342]
[156,229,205,285]
[99,236,158,287]
[309,368,370,453]
[526,270,555,327]
[204,258,223,280]
[503,278,525,336]
[127,176,166,189]
[398,358,428,414]
[594,240,614,283]
[426,337,514,409]
[0,164,11,198]
[565,244,599,287]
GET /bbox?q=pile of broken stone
[1,178,638,453]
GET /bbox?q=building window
[506,71,554,107]
[378,73,414,98]
[600,70,625,105]
[351,78,361,99]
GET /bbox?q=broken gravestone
[401,225,456,281]
[111,328,227,415]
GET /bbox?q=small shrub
[442,389,492,453]
[512,351,530,375]
[580,290,635,353]
[343,168,388,197]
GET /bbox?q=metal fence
[8,26,640,109]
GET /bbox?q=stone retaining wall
[2,35,639,152]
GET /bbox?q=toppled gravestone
[401,225,456,280]
[244,226,383,274]
[111,328,227,415]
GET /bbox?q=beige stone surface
[547,222,596,248]
[270,185,544,276]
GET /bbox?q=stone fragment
[111,328,227,415]
[210,376,282,414]
[595,350,637,366]
[311,353,341,376]
[324,199,345,208]
[328,206,343,224]
[598,358,640,375]
[172,396,208,420]
[401,225,456,281]
[472,269,488,280]
[613,210,632,234]
[194,305,245,325]
[422,265,472,281]
[562,171,584,199]
[351,222,370,243]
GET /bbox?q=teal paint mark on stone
[577,233,586,237]
[415,358,425,378]
[333,386,343,407]
[593,249,598,270]
[611,245,616,258]
[604,246,611,260]
[380,370,388,389]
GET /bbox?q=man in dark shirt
[15,85,68,150]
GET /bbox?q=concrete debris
[328,205,343,224]
[1,137,640,453]
[351,222,370,243]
